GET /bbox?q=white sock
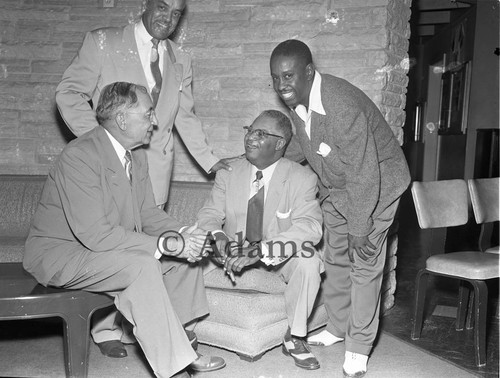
[343,351,368,374]
[307,330,344,346]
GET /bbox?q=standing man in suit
[56,0,236,355]
[270,40,411,378]
[56,0,233,209]
[24,82,225,377]
[197,110,325,370]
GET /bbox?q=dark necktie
[125,151,139,232]
[246,171,264,243]
[124,150,132,184]
[150,38,162,108]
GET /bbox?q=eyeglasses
[243,126,283,139]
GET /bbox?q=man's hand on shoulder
[210,155,243,173]
[347,234,376,263]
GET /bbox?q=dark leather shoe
[189,352,226,372]
[185,329,198,350]
[282,334,320,370]
[96,340,127,358]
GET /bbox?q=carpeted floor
[0,320,476,378]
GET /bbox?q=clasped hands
[161,223,262,273]
[210,238,261,274]
[160,223,209,263]
[180,223,210,263]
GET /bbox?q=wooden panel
[414,0,471,11]
[418,10,451,25]
[417,25,436,36]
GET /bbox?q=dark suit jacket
[289,74,410,236]
[197,157,323,263]
[23,126,182,286]
[55,24,218,205]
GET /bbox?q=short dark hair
[270,39,313,67]
[95,82,148,125]
[256,110,293,144]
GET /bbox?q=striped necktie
[246,170,264,243]
[124,150,132,183]
[150,38,162,108]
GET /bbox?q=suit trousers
[48,250,206,378]
[269,252,324,337]
[91,253,208,344]
[321,198,399,355]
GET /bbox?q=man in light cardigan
[270,39,410,378]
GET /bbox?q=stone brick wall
[0,0,411,312]
[0,0,411,177]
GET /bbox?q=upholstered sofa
[0,175,328,360]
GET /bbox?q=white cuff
[260,241,289,266]
[260,242,275,266]
[154,248,163,260]
[211,230,227,240]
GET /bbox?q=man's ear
[305,63,315,81]
[275,138,286,151]
[115,113,127,131]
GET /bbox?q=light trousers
[268,252,324,337]
[49,250,207,378]
[321,198,399,355]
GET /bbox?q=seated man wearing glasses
[197,110,325,370]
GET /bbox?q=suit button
[163,150,167,155]
[167,128,171,133]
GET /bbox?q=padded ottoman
[195,265,327,360]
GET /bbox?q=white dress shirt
[135,20,166,93]
[248,159,279,200]
[294,71,326,139]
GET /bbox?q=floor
[380,191,499,378]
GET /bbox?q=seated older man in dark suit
[23,82,224,378]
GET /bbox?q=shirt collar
[104,128,127,167]
[135,19,166,51]
[251,158,280,185]
[308,71,325,116]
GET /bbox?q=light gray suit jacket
[55,24,219,205]
[23,126,182,286]
[197,157,323,264]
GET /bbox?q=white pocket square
[276,209,291,219]
[316,142,332,157]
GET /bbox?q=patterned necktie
[246,170,264,243]
[124,150,132,183]
[150,38,162,108]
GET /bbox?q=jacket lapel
[263,159,289,234]
[156,40,183,115]
[94,128,136,230]
[121,24,149,89]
